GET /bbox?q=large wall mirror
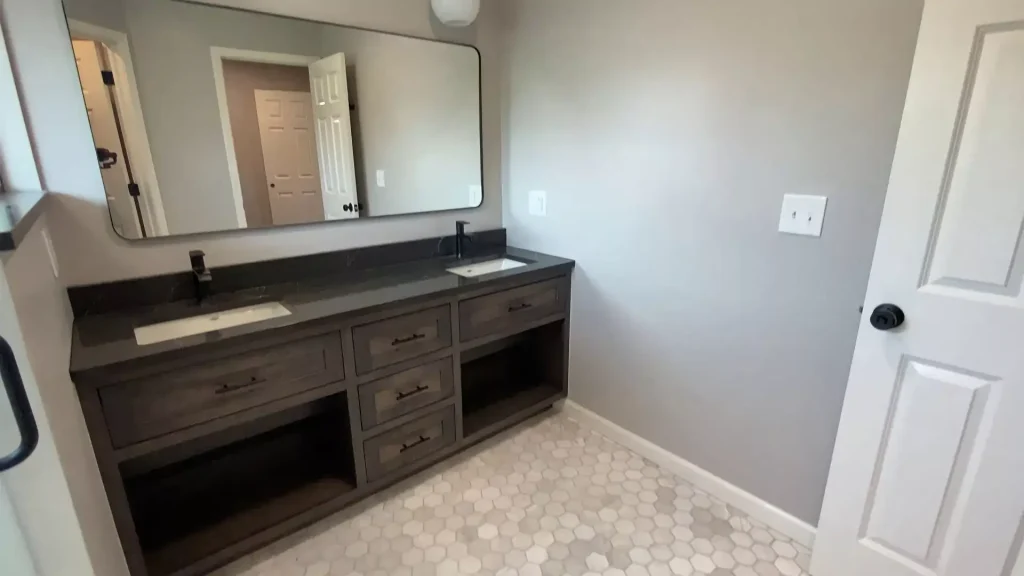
[62,0,483,240]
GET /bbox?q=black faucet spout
[455,220,470,259]
[190,250,212,304]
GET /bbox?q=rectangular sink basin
[134,302,291,346]
[447,258,528,278]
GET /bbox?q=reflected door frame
[67,19,169,237]
[210,47,318,229]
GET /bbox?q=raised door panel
[255,90,324,226]
[924,27,1024,299]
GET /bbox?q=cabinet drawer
[100,333,344,448]
[352,306,452,374]
[363,406,456,482]
[459,279,567,341]
[358,358,454,430]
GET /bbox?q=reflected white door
[72,40,140,239]
[308,53,359,220]
[813,2,1024,576]
[254,89,325,226]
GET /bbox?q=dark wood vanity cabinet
[74,270,571,576]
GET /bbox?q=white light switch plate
[376,170,386,187]
[529,190,547,217]
[42,227,59,279]
[779,194,828,237]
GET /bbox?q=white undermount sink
[447,258,528,278]
[134,302,291,346]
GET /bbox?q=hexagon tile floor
[213,411,813,576]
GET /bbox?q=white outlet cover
[376,170,386,187]
[529,190,547,217]
[42,227,59,279]
[779,194,827,237]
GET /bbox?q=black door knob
[870,304,905,331]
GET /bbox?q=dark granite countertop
[0,191,48,252]
[70,246,574,375]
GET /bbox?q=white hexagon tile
[211,413,813,576]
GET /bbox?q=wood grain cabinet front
[351,305,452,374]
[363,405,456,482]
[459,278,567,342]
[358,358,455,430]
[99,332,344,448]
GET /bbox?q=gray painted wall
[124,0,323,234]
[62,0,125,31]
[501,0,922,524]
[322,28,482,217]
[7,0,503,285]
[0,215,126,576]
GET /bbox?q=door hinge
[127,183,141,198]
[101,70,115,86]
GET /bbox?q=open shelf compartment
[461,320,565,438]
[120,393,356,576]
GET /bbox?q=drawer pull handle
[396,385,430,401]
[214,376,266,395]
[508,302,533,313]
[400,434,432,453]
[392,333,426,346]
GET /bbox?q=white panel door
[308,53,359,220]
[814,2,1024,576]
[72,40,140,239]
[254,89,325,226]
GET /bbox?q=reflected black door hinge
[127,183,141,198]
[101,70,115,86]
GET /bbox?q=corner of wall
[3,214,129,576]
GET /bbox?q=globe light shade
[431,0,480,27]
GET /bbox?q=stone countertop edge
[0,191,48,253]
[69,246,574,377]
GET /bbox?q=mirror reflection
[63,0,483,239]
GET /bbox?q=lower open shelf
[461,321,565,438]
[144,477,352,576]
[463,385,561,439]
[121,394,355,576]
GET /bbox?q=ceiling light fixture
[431,0,480,27]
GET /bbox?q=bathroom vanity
[55,0,556,572]
[69,239,573,576]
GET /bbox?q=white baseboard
[561,400,817,548]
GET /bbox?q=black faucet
[190,250,213,304]
[455,220,470,259]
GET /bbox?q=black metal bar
[0,336,39,472]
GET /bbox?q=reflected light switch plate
[469,185,482,206]
[779,194,827,237]
[529,190,547,217]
